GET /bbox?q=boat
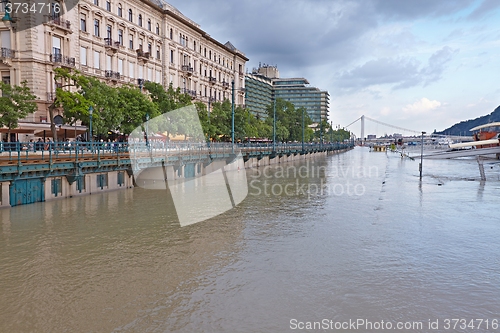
[448,122,500,150]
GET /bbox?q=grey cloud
[468,0,500,19]
[334,46,459,92]
[372,0,475,19]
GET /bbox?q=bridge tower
[360,115,365,145]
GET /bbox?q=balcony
[136,49,150,63]
[51,54,76,68]
[47,92,56,101]
[105,70,121,81]
[182,88,196,99]
[208,76,216,84]
[104,38,120,53]
[1,48,15,58]
[222,80,229,89]
[181,65,194,76]
[45,15,72,34]
[0,48,15,66]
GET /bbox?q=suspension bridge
[344,115,472,143]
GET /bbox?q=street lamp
[302,108,305,153]
[419,131,426,180]
[231,80,235,152]
[272,97,276,152]
[2,0,12,21]
[145,112,149,148]
[89,105,93,145]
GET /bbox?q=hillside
[437,105,500,135]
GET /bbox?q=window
[118,29,123,45]
[138,65,143,79]
[80,46,87,65]
[147,43,151,54]
[94,0,99,6]
[156,23,160,35]
[52,36,61,55]
[106,25,112,39]
[129,61,134,78]
[138,14,142,27]
[51,178,62,196]
[128,9,132,22]
[129,34,133,49]
[1,31,11,49]
[118,58,123,74]
[106,0,111,11]
[138,38,143,51]
[117,3,122,16]
[156,70,161,83]
[117,172,124,186]
[94,51,100,69]
[94,19,100,37]
[156,46,160,59]
[106,55,112,70]
[148,67,152,81]
[51,1,61,18]
[96,174,108,189]
[76,177,85,192]
[193,41,196,51]
[170,50,173,63]
[169,28,173,39]
[80,14,86,32]
[147,19,151,31]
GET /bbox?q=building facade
[245,64,329,124]
[0,0,248,140]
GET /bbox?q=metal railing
[0,141,354,164]
[1,47,15,58]
[51,54,76,67]
[105,70,121,80]
[46,15,72,30]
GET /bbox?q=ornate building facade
[0,0,248,140]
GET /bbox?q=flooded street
[1,147,499,332]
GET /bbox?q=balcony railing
[208,76,216,84]
[181,65,194,74]
[51,54,76,67]
[104,38,120,49]
[47,92,56,101]
[182,88,196,98]
[136,49,150,60]
[105,70,121,80]
[45,15,72,31]
[222,81,229,88]
[0,47,15,58]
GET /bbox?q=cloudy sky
[166,0,500,137]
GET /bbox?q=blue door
[184,163,195,178]
[10,179,44,206]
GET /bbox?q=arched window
[117,3,122,17]
[147,19,151,31]
[138,14,142,27]
[128,9,132,22]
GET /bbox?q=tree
[0,80,37,142]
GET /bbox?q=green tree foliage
[265,99,314,142]
[0,80,37,142]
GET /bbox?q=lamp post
[2,0,12,21]
[145,112,149,148]
[272,97,276,153]
[302,108,305,153]
[231,80,235,153]
[419,131,426,180]
[89,105,93,149]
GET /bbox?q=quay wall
[0,147,352,208]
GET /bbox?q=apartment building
[245,64,329,123]
[0,0,248,140]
